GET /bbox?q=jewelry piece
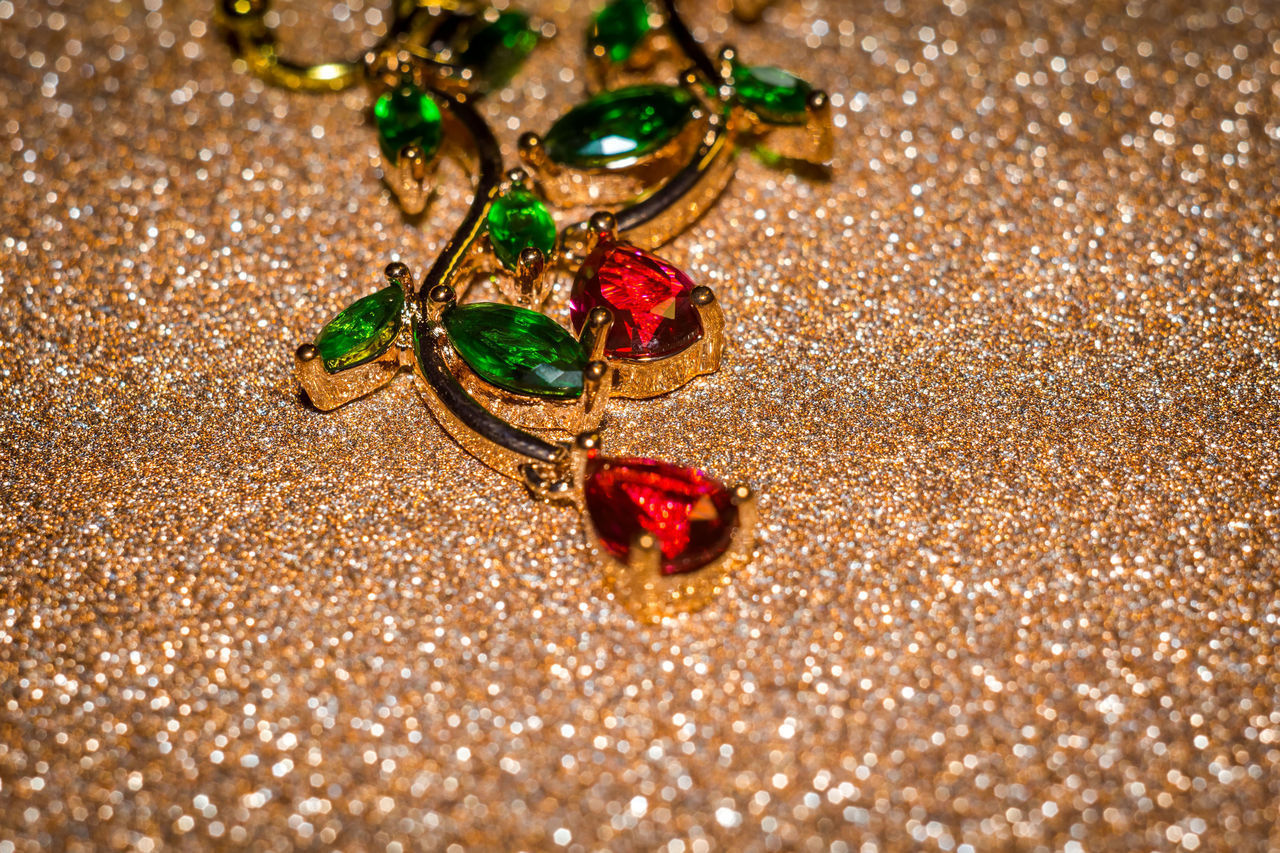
[217,1,831,620]
[287,85,755,621]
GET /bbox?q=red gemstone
[570,240,704,359]
[584,455,737,575]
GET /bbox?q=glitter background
[2,0,1279,850]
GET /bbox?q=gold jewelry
[216,0,832,620]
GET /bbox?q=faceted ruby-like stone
[584,455,737,575]
[570,241,703,360]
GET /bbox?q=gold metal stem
[412,88,503,304]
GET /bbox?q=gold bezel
[609,290,724,398]
[571,214,727,399]
[421,284,616,433]
[294,338,412,412]
[561,433,758,622]
[518,98,710,208]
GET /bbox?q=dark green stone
[543,85,695,169]
[374,85,443,163]
[444,303,585,399]
[314,285,403,373]
[589,0,651,64]
[458,11,537,90]
[733,64,814,124]
[487,188,556,271]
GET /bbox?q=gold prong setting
[524,429,758,620]
[294,262,416,412]
[420,282,616,435]
[597,281,725,400]
[518,86,712,212]
[572,445,758,623]
[447,168,561,308]
[567,215,726,399]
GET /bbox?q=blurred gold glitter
[2,0,1279,850]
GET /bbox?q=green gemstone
[314,285,404,373]
[374,85,443,163]
[543,85,695,169]
[589,0,651,64]
[487,188,556,271]
[733,64,814,124]
[444,303,586,399]
[458,11,538,91]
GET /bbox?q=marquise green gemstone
[487,188,556,271]
[733,64,814,124]
[444,303,586,399]
[543,85,695,169]
[374,85,443,163]
[459,11,537,90]
[589,0,651,64]
[314,285,403,373]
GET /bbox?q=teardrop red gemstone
[569,241,704,359]
[584,455,737,575]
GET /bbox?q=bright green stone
[444,303,585,399]
[459,11,537,90]
[374,85,443,163]
[543,85,695,169]
[733,64,814,124]
[487,188,556,271]
[589,0,651,64]
[314,285,403,373]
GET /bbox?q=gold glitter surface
[2,0,1279,849]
